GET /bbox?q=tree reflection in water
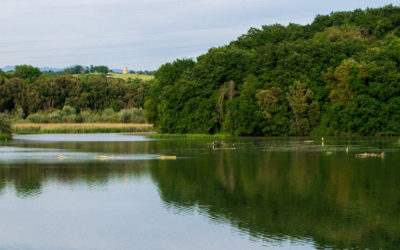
[1,137,400,249]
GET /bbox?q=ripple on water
[0,146,159,164]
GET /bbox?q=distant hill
[39,67,65,72]
[111,68,123,73]
[2,66,64,72]
[1,65,125,73]
[1,66,15,72]
[1,65,151,75]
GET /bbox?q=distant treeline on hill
[145,5,400,136]
[0,66,150,120]
[0,65,155,78]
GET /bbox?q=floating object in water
[212,141,223,148]
[32,156,42,159]
[157,156,177,160]
[304,140,314,143]
[212,141,236,150]
[57,155,70,160]
[94,155,124,160]
[95,155,112,160]
[356,152,385,159]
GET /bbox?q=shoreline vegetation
[12,123,153,134]
[0,119,11,141]
[4,106,147,124]
[2,6,400,137]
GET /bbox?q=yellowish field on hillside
[108,72,154,81]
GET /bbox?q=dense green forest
[145,5,400,136]
[1,5,400,137]
[0,65,149,123]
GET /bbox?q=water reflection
[0,161,150,198]
[149,138,400,249]
[0,135,399,249]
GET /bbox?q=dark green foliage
[89,65,109,74]
[0,118,11,141]
[21,107,146,124]
[14,65,41,83]
[0,73,150,117]
[64,65,86,75]
[146,5,400,136]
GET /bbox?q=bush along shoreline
[1,106,146,124]
[1,106,152,135]
[0,119,11,141]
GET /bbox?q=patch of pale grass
[13,123,153,129]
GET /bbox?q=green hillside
[145,5,400,136]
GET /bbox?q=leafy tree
[256,87,282,119]
[287,82,320,135]
[14,65,41,83]
[93,65,109,74]
[64,65,85,75]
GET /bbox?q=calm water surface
[1,134,400,249]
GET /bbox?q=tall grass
[13,123,153,134]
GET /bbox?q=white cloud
[0,0,399,70]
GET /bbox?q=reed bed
[12,123,154,134]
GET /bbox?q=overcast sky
[0,0,399,70]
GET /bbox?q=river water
[0,134,399,249]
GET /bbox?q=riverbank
[12,123,154,134]
[0,134,11,141]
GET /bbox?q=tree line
[0,65,150,119]
[145,5,400,136]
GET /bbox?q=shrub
[4,107,147,124]
[0,118,11,141]
[26,112,49,123]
